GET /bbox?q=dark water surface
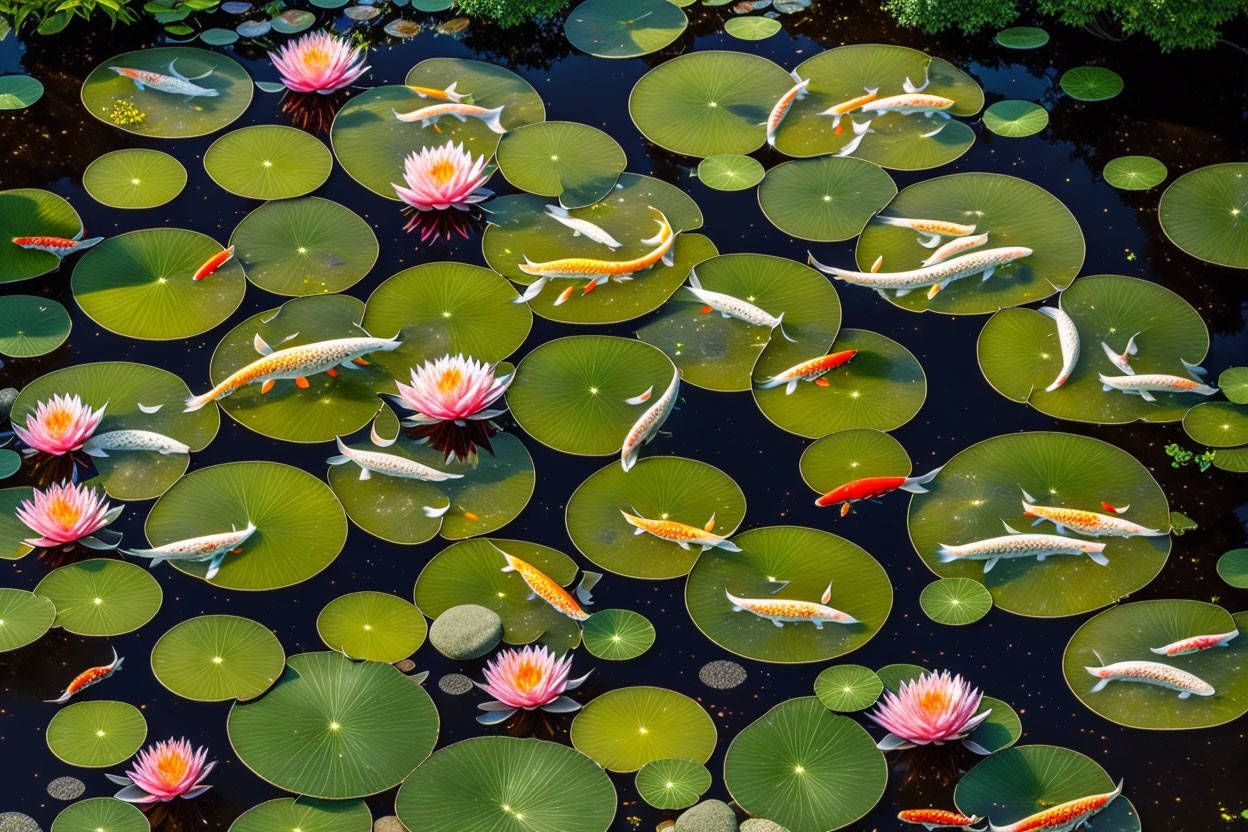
[2,3,1247,830]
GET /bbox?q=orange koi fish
[12,229,103,256]
[392,101,505,133]
[620,509,740,552]
[1020,488,1164,538]
[898,809,984,831]
[193,245,235,281]
[497,546,592,621]
[762,69,810,146]
[921,232,989,266]
[988,780,1122,832]
[875,216,977,248]
[758,349,857,395]
[817,87,878,133]
[859,75,954,122]
[46,647,123,704]
[726,581,858,629]
[406,81,470,102]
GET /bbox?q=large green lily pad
[35,559,162,636]
[798,428,913,505]
[0,588,56,651]
[496,121,626,209]
[758,156,897,242]
[52,798,148,832]
[0,295,71,357]
[205,125,332,200]
[83,149,187,209]
[1158,163,1248,269]
[571,686,716,772]
[0,188,86,284]
[229,798,371,832]
[565,0,688,58]
[317,591,427,663]
[47,701,147,768]
[151,614,285,701]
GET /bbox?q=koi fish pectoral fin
[982,556,1000,573]
[1178,691,1191,699]
[981,266,996,282]
[624,386,654,405]
[204,552,227,581]
[260,380,276,394]
[1138,390,1157,402]
[358,468,371,481]
[717,540,742,552]
[785,380,798,395]
[295,377,310,389]
[1087,550,1110,566]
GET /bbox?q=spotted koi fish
[544,205,622,249]
[392,101,505,133]
[816,466,943,516]
[1100,333,1139,374]
[621,509,741,552]
[1085,658,1213,698]
[1037,306,1079,392]
[1098,360,1217,402]
[762,69,810,146]
[12,229,103,256]
[327,435,460,517]
[497,546,591,621]
[817,87,878,133]
[859,76,953,120]
[874,216,978,248]
[82,430,190,457]
[938,522,1108,573]
[621,366,680,471]
[124,522,256,580]
[183,332,401,411]
[810,247,1032,299]
[898,809,984,831]
[726,581,858,629]
[758,349,857,395]
[406,81,470,102]
[193,245,235,281]
[685,269,794,342]
[1020,488,1163,538]
[921,232,989,266]
[988,781,1122,832]
[111,60,218,97]
[1150,629,1238,656]
[46,647,123,704]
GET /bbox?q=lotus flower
[392,141,493,211]
[270,32,369,94]
[394,354,513,425]
[14,394,105,456]
[475,645,590,724]
[107,737,215,804]
[868,670,991,752]
[17,481,123,550]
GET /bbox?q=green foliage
[0,0,137,35]
[1165,443,1217,472]
[454,0,569,28]
[880,0,1018,34]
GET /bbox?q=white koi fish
[82,430,189,457]
[621,366,679,472]
[1150,629,1238,656]
[817,87,878,132]
[937,522,1108,573]
[1099,360,1217,402]
[620,509,741,552]
[833,118,875,157]
[327,435,460,517]
[1038,306,1079,392]
[110,60,218,97]
[810,247,1032,299]
[124,522,256,580]
[874,216,978,248]
[988,781,1122,832]
[758,349,857,394]
[762,69,809,147]
[392,102,506,133]
[726,581,858,629]
[1020,488,1163,538]
[544,205,622,249]
[684,269,795,341]
[1100,333,1140,374]
[921,232,989,266]
[1085,656,1214,698]
[11,229,104,256]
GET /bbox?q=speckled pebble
[740,820,788,832]
[676,800,737,832]
[699,659,747,689]
[438,673,474,695]
[373,815,407,832]
[0,812,42,832]
[429,604,503,660]
[46,776,85,801]
[0,389,17,421]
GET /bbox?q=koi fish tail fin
[78,237,105,250]
[183,391,215,412]
[84,446,109,458]
[833,120,873,157]
[775,312,798,342]
[44,691,74,704]
[640,210,671,245]
[1124,332,1140,355]
[575,571,601,605]
[422,501,451,518]
[717,539,742,552]
[444,81,465,102]
[480,105,507,134]
[865,85,879,96]
[514,275,547,303]
[625,386,654,406]
[806,250,848,279]
[936,545,958,563]
[903,73,931,93]
[1181,358,1207,377]
[899,465,944,493]
[1086,549,1110,566]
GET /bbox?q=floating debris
[46,776,85,801]
[699,659,747,689]
[0,813,42,832]
[384,18,421,38]
[374,817,405,832]
[438,673,475,695]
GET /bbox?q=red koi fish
[758,349,857,394]
[193,245,235,281]
[816,466,943,516]
[46,647,123,704]
[12,230,103,256]
[988,781,1122,832]
[898,808,984,830]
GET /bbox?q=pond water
[1,3,1247,831]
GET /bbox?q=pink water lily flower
[394,354,513,425]
[868,670,991,752]
[475,645,590,724]
[14,393,106,456]
[107,737,215,804]
[392,141,493,211]
[17,481,123,550]
[270,31,369,94]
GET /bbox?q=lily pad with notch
[1157,163,1248,269]
[813,664,883,712]
[0,588,56,652]
[317,591,428,663]
[35,559,162,636]
[582,608,655,660]
[0,188,87,284]
[47,701,146,768]
[83,149,187,209]
[758,155,897,242]
[635,758,710,810]
[496,121,627,209]
[565,0,688,58]
[205,125,332,200]
[0,295,70,357]
[151,614,285,701]
[571,686,716,772]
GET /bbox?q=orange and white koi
[874,216,978,248]
[685,269,795,341]
[327,435,460,517]
[921,232,989,266]
[82,430,190,457]
[726,581,858,629]
[758,349,857,395]
[899,809,984,831]
[497,546,592,621]
[1020,488,1163,538]
[1150,629,1238,656]
[620,509,741,552]
[1038,306,1079,392]
[1098,360,1217,402]
[406,81,470,102]
[859,76,953,120]
[110,60,218,97]
[621,366,680,471]
[193,245,235,281]
[12,229,103,256]
[938,521,1108,573]
[392,101,505,133]
[1085,657,1213,698]
[123,522,256,580]
[762,69,810,146]
[817,87,879,133]
[46,647,123,704]
[810,246,1032,299]
[183,332,401,412]
[988,781,1122,832]
[1100,333,1139,374]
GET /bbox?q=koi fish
[12,229,103,256]
[988,781,1122,832]
[193,245,235,281]
[859,76,953,119]
[937,521,1108,573]
[816,466,943,516]
[1020,488,1163,538]
[1100,333,1139,374]
[46,647,124,704]
[817,87,878,133]
[327,434,461,513]
[110,60,218,97]
[406,81,470,102]
[898,809,984,831]
[392,102,506,133]
[183,332,401,412]
[544,205,622,250]
[726,581,858,629]
[1098,360,1217,402]
[809,247,1032,299]
[758,349,857,395]
[762,69,810,147]
[497,546,591,621]
[620,509,741,552]
[124,522,255,580]
[1150,629,1238,656]
[921,232,989,266]
[1085,657,1214,698]
[833,118,876,157]
[1038,306,1079,392]
[684,269,794,341]
[874,216,978,249]
[621,367,679,472]
[82,430,190,457]
[514,207,676,303]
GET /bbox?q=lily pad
[228,651,439,799]
[724,697,887,832]
[635,758,711,810]
[582,608,655,660]
[0,188,85,284]
[758,156,897,241]
[200,27,240,45]
[0,450,18,480]
[82,47,253,138]
[566,0,687,57]
[995,26,1049,49]
[83,149,187,209]
[1103,155,1167,190]
[1184,401,1248,447]
[0,295,70,357]
[919,577,993,625]
[271,9,316,33]
[1063,601,1247,730]
[685,525,892,663]
[205,125,333,200]
[1059,66,1123,101]
[35,559,162,636]
[229,798,371,832]
[1217,549,1248,587]
[571,686,716,772]
[47,701,146,768]
[725,15,781,39]
[813,664,883,712]
[1219,366,1248,404]
[0,487,36,560]
[982,100,1048,137]
[696,154,764,191]
[907,431,1170,618]
[0,588,56,652]
[1158,163,1248,269]
[52,798,148,832]
[968,695,1022,754]
[798,428,912,502]
[1213,447,1248,472]
[151,614,285,701]
[496,121,626,209]
[317,591,428,662]
[876,662,927,692]
[0,74,44,109]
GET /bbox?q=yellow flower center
[155,748,189,786]
[436,367,463,393]
[511,659,544,693]
[428,159,458,186]
[47,495,82,529]
[44,405,74,438]
[919,689,950,714]
[302,46,330,70]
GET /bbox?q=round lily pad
[798,428,912,502]
[229,652,438,799]
[566,456,745,579]
[205,125,333,200]
[229,798,371,832]
[0,295,70,357]
[1213,447,1248,472]
[571,686,716,772]
[144,461,346,590]
[983,100,1048,137]
[0,588,56,652]
[396,737,617,832]
[508,335,676,455]
[0,74,44,110]
[582,609,655,660]
[271,9,316,32]
[995,26,1049,48]
[754,329,926,438]
[759,156,897,241]
[696,154,764,191]
[1217,549,1248,587]
[1218,366,1248,404]
[52,798,147,832]
[0,188,85,284]
[813,664,883,712]
[497,121,626,209]
[854,172,1084,314]
[725,15,781,39]
[967,695,1022,754]
[0,450,17,480]
[35,559,162,636]
[1158,163,1248,269]
[317,591,428,662]
[1184,401,1248,447]
[82,47,253,138]
[83,149,187,209]
[635,758,711,810]
[629,50,794,157]
[920,577,993,625]
[1059,66,1123,101]
[200,27,240,45]
[230,198,377,296]
[1063,601,1247,730]
[907,431,1170,618]
[876,662,927,692]
[724,697,887,832]
[0,487,35,560]
[1103,155,1167,190]
[47,701,146,768]
[686,525,892,663]
[151,614,285,701]
[566,0,687,57]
